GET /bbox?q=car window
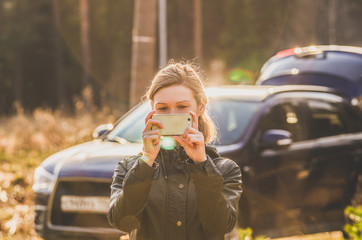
[107,103,151,143]
[209,100,260,145]
[258,101,306,142]
[303,100,349,139]
[342,104,362,132]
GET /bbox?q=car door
[247,96,361,236]
[246,98,312,234]
[295,99,361,229]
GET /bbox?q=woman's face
[152,85,204,116]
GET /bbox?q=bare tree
[52,0,66,109]
[80,0,92,112]
[328,0,337,44]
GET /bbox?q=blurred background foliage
[344,206,362,239]
[0,0,361,116]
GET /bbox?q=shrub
[0,106,118,239]
[238,228,267,240]
[0,107,117,155]
[344,205,362,240]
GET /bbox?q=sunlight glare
[161,137,176,150]
[294,47,302,54]
[309,45,317,52]
[291,68,299,75]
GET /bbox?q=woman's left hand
[173,111,207,163]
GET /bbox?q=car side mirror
[260,129,293,150]
[92,124,114,139]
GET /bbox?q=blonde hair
[146,61,217,143]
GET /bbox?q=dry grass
[0,105,118,239]
[272,231,343,240]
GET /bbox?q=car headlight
[32,166,56,193]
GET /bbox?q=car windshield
[106,99,260,146]
[106,103,151,143]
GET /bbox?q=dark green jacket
[107,146,242,240]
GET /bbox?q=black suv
[256,45,362,105]
[33,85,362,239]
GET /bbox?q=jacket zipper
[164,176,168,240]
[161,150,168,240]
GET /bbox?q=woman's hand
[173,111,207,163]
[142,110,162,166]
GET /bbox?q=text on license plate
[60,195,109,214]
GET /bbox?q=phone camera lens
[188,118,191,121]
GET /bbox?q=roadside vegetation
[344,206,362,240]
[0,104,117,239]
[238,228,267,240]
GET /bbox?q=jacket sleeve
[188,156,242,236]
[107,155,158,232]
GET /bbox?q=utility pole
[129,0,157,107]
[194,0,202,62]
[159,0,167,68]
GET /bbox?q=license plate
[60,195,109,214]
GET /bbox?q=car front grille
[50,179,112,228]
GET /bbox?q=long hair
[145,61,217,143]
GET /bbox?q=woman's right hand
[142,110,163,166]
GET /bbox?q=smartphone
[151,114,193,136]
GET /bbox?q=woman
[107,62,242,240]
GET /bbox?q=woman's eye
[157,107,167,111]
[178,105,188,109]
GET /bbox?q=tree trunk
[52,0,66,109]
[14,55,23,110]
[80,0,92,112]
[129,0,157,107]
[328,0,337,44]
